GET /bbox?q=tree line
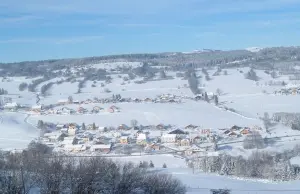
[0,142,186,194]
[191,145,300,181]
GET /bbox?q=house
[224,129,231,135]
[64,144,86,152]
[56,124,65,130]
[136,133,148,145]
[110,105,120,112]
[240,128,250,135]
[144,98,152,102]
[146,143,161,151]
[185,124,198,130]
[198,142,217,151]
[58,99,68,105]
[180,139,190,147]
[62,107,74,115]
[231,125,242,131]
[156,124,165,130]
[3,102,19,110]
[90,144,111,153]
[43,131,65,142]
[92,106,103,113]
[73,100,80,104]
[120,136,129,144]
[60,136,75,146]
[192,136,206,144]
[31,104,42,113]
[228,131,238,138]
[195,95,202,101]
[118,124,129,130]
[68,124,77,136]
[77,107,88,114]
[107,108,114,113]
[169,129,186,135]
[161,134,177,143]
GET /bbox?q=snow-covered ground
[0,112,38,150]
[113,154,300,194]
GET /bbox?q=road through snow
[0,112,38,150]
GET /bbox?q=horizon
[1,0,300,62]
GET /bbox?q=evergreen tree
[37,120,44,129]
[163,163,167,168]
[214,95,219,105]
[81,123,86,130]
[92,122,96,130]
[149,160,154,168]
[204,92,209,102]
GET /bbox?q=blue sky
[1,0,300,62]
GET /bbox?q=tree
[163,163,167,168]
[37,120,44,129]
[204,92,209,102]
[245,68,259,81]
[243,131,265,149]
[188,71,200,94]
[81,123,86,130]
[18,82,28,91]
[214,95,219,105]
[131,119,138,128]
[216,88,223,96]
[92,122,96,130]
[263,112,271,130]
[159,70,167,79]
[271,71,277,79]
[68,96,73,103]
[149,160,154,168]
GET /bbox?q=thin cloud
[0,15,41,24]
[0,35,104,44]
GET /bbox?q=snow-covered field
[113,154,300,194]
[2,62,300,192]
[0,112,38,150]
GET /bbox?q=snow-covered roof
[32,104,41,109]
[4,102,18,108]
[137,133,147,140]
[162,134,177,138]
[91,144,111,149]
[58,99,68,103]
[290,156,300,166]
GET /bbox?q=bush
[18,82,28,91]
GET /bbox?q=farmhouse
[90,144,111,153]
[161,134,177,143]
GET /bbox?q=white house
[136,133,148,145]
[3,102,19,110]
[161,134,177,143]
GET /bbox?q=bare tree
[216,88,223,96]
[131,119,138,128]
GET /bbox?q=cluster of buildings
[40,105,121,115]
[274,86,300,95]
[219,125,263,138]
[40,122,223,155]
